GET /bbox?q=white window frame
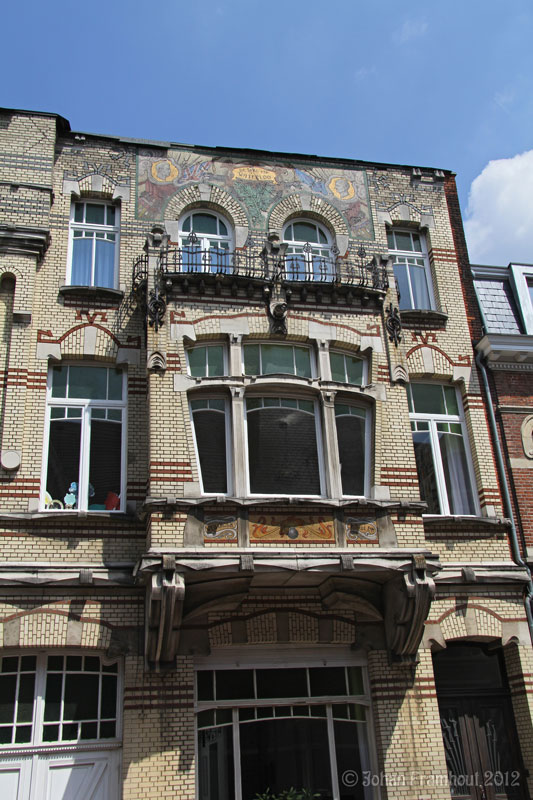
[242,342,316,378]
[408,384,479,516]
[335,401,371,498]
[67,201,120,289]
[387,228,435,311]
[510,263,533,334]
[189,395,233,496]
[329,350,367,386]
[282,218,334,281]
[40,365,127,513]
[194,647,378,800]
[244,394,326,498]
[178,209,234,273]
[0,651,122,752]
[186,344,228,378]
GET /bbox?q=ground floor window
[196,661,373,800]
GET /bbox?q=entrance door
[434,644,529,800]
[0,751,120,800]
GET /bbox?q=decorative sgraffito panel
[249,514,334,543]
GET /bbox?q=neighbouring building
[0,106,533,800]
[472,261,533,570]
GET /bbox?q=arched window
[179,210,233,273]
[282,219,334,281]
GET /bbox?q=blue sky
[4,0,533,265]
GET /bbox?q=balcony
[158,241,388,292]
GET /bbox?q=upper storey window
[408,383,477,515]
[243,343,313,378]
[69,202,119,289]
[283,219,333,281]
[43,365,126,512]
[387,229,433,311]
[179,211,233,273]
[187,345,226,377]
[329,351,365,386]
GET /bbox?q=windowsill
[423,514,510,536]
[144,495,428,512]
[399,308,448,324]
[0,510,136,521]
[59,285,124,300]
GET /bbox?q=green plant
[253,788,321,800]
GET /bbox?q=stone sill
[423,514,510,537]
[144,495,427,513]
[58,285,124,301]
[400,308,448,325]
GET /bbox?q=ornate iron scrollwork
[385,302,402,346]
[147,284,167,332]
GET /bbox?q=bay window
[68,202,119,289]
[42,365,126,512]
[408,383,477,515]
[243,343,313,378]
[196,660,373,800]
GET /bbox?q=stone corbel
[145,556,185,670]
[384,555,436,662]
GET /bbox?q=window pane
[412,431,441,513]
[336,411,366,495]
[393,262,411,309]
[188,347,207,377]
[46,418,81,509]
[216,670,254,700]
[68,366,108,400]
[44,673,63,721]
[72,237,93,285]
[94,238,115,288]
[309,667,347,696]
[411,384,446,415]
[243,344,260,375]
[207,346,224,376]
[193,409,227,493]
[197,671,214,701]
[444,386,459,416]
[345,355,363,385]
[16,674,35,723]
[89,418,122,510]
[292,221,320,243]
[240,718,332,800]
[85,204,106,225]
[100,676,117,719]
[294,347,312,378]
[261,344,294,375]
[106,206,116,226]
[198,725,234,800]
[51,366,68,398]
[74,203,84,223]
[410,263,431,309]
[438,430,476,514]
[394,231,413,251]
[0,676,16,724]
[330,352,346,382]
[334,720,367,800]
[64,674,99,721]
[256,668,307,698]
[247,406,320,494]
[386,229,395,249]
[108,369,123,401]
[192,213,218,235]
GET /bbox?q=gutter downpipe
[473,315,533,642]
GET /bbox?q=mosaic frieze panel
[249,514,334,543]
[136,152,373,238]
[203,514,238,543]
[345,517,378,544]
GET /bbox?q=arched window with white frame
[178,210,233,273]
[282,219,334,281]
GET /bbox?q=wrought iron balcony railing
[132,253,148,291]
[158,243,388,291]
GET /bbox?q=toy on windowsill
[63,482,96,509]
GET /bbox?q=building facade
[0,107,532,800]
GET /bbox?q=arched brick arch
[0,607,112,650]
[163,185,250,248]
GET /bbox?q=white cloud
[392,19,428,45]
[465,150,533,265]
[354,66,377,83]
[493,88,515,113]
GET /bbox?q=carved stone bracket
[384,556,436,662]
[145,557,185,671]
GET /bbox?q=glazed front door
[434,645,529,800]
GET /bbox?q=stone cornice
[0,224,50,260]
